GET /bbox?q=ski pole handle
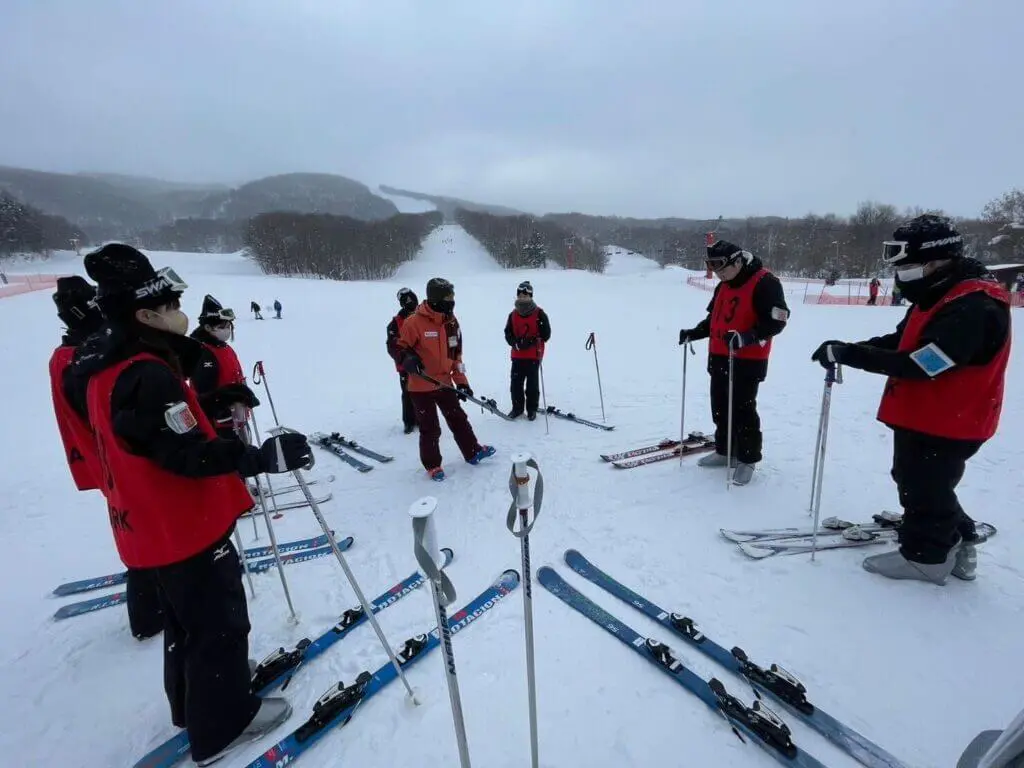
[826,363,843,385]
[506,454,543,538]
[585,332,596,351]
[410,497,456,605]
[252,360,266,384]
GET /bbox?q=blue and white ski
[538,566,828,768]
[54,538,353,621]
[131,548,455,768]
[321,433,394,463]
[53,533,337,597]
[312,435,373,473]
[243,568,520,767]
[563,550,907,768]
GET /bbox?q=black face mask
[428,299,455,315]
[894,263,955,306]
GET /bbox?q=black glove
[456,383,473,401]
[402,353,424,375]
[679,328,693,345]
[258,433,313,474]
[219,383,260,408]
[811,340,847,368]
[724,330,757,349]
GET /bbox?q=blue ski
[563,550,907,768]
[243,568,520,767]
[53,533,337,597]
[545,405,614,431]
[538,566,827,768]
[312,435,373,473]
[322,433,394,463]
[131,548,455,768]
[54,538,352,621]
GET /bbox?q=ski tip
[563,548,583,563]
[338,535,355,550]
[737,542,775,559]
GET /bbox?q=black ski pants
[891,428,980,564]
[510,358,541,414]
[126,567,163,640]
[154,530,260,762]
[708,363,762,465]
[399,372,417,430]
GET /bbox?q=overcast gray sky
[1,0,1020,219]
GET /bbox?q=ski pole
[539,361,549,435]
[726,341,736,490]
[410,496,471,766]
[252,360,280,426]
[271,426,420,702]
[585,332,606,423]
[249,409,298,623]
[506,454,543,768]
[809,364,842,561]
[680,340,694,466]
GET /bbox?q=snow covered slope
[1,230,1021,767]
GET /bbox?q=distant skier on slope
[49,276,163,640]
[189,295,260,442]
[72,244,313,765]
[397,277,495,480]
[867,277,881,305]
[678,240,789,485]
[811,215,1011,585]
[386,287,419,434]
[250,300,262,319]
[503,280,551,420]
[273,299,282,319]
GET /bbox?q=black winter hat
[52,275,103,331]
[884,214,964,266]
[198,294,234,324]
[517,280,533,296]
[84,244,186,322]
[397,287,418,307]
[706,240,752,267]
[426,277,454,303]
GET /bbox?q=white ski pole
[810,364,842,561]
[507,454,543,768]
[585,332,606,423]
[680,340,694,466]
[410,497,472,767]
[252,360,280,426]
[248,409,298,623]
[726,341,736,490]
[539,361,550,435]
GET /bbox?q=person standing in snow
[397,277,495,480]
[503,280,551,420]
[386,287,419,434]
[49,276,163,640]
[273,299,282,319]
[72,243,313,765]
[678,240,789,486]
[811,215,1011,585]
[189,295,259,443]
[867,277,881,305]
[250,300,262,319]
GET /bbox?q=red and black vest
[709,269,772,360]
[48,345,100,492]
[509,308,546,361]
[86,353,254,568]
[877,279,1010,441]
[210,343,245,388]
[391,313,408,372]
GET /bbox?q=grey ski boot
[195,698,293,766]
[952,542,977,581]
[697,452,736,468]
[862,548,957,585]
[731,462,756,486]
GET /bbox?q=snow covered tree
[522,231,547,268]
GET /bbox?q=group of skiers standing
[385,278,549,481]
[678,214,1011,586]
[47,244,312,765]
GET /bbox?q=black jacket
[188,326,229,396]
[687,257,789,380]
[69,325,264,479]
[386,306,415,365]
[837,259,1010,380]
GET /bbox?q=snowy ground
[1,213,1022,768]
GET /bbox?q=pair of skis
[544,405,614,431]
[53,537,353,622]
[541,550,907,768]
[310,432,394,473]
[722,514,998,559]
[132,548,458,768]
[600,431,715,469]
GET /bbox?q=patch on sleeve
[910,343,956,377]
[164,401,199,434]
[771,306,790,322]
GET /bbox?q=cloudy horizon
[1,0,1021,220]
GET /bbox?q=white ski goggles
[136,267,188,299]
[209,307,235,322]
[881,241,911,265]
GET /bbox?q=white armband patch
[771,306,789,322]
[164,401,198,434]
[910,343,956,377]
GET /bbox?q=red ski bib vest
[509,308,545,361]
[877,279,1010,440]
[709,269,772,360]
[210,343,245,388]
[49,345,100,491]
[87,353,254,568]
[392,313,408,372]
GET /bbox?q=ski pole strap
[506,458,543,538]
[252,360,266,384]
[411,516,457,607]
[585,332,596,351]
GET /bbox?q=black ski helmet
[397,287,418,308]
[52,275,103,332]
[883,214,964,266]
[426,277,454,303]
